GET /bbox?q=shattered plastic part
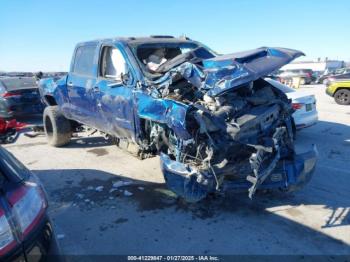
[160,153,216,202]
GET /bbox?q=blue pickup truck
[39,36,317,202]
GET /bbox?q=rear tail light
[2,92,21,98]
[9,184,46,236]
[0,210,16,256]
[0,181,47,256]
[292,103,303,110]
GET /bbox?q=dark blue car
[0,77,44,119]
[39,36,317,202]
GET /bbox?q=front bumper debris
[160,145,318,202]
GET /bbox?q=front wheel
[334,89,350,105]
[43,106,72,146]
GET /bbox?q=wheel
[334,89,350,105]
[43,106,72,146]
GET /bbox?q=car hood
[201,47,304,96]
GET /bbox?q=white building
[281,60,345,73]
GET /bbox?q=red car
[0,146,60,261]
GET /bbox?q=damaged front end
[136,46,317,202]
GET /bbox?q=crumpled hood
[200,47,304,96]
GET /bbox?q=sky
[0,0,349,71]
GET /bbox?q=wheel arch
[43,95,58,106]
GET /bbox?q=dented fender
[135,91,192,140]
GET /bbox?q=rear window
[73,45,97,76]
[1,78,37,91]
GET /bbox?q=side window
[73,45,97,76]
[100,46,128,79]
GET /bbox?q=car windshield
[130,41,216,76]
[1,77,37,91]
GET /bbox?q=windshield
[1,77,37,91]
[130,41,216,76]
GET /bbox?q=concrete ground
[3,85,350,256]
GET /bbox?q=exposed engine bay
[130,44,317,202]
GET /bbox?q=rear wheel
[334,89,350,105]
[43,106,72,146]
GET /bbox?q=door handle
[67,82,73,87]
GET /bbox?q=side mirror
[120,72,130,85]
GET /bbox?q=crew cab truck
[39,36,317,202]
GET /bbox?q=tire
[43,106,72,146]
[334,89,350,105]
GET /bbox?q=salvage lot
[4,85,350,255]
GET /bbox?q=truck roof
[76,35,195,46]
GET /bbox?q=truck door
[66,44,101,128]
[94,45,136,140]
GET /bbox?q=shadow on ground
[295,120,350,229]
[66,136,113,149]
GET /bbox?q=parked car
[334,68,350,75]
[323,72,350,86]
[266,79,318,129]
[315,68,350,84]
[326,80,350,105]
[39,36,317,202]
[0,77,44,119]
[316,69,336,84]
[277,69,314,84]
[0,146,60,261]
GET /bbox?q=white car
[266,79,318,129]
